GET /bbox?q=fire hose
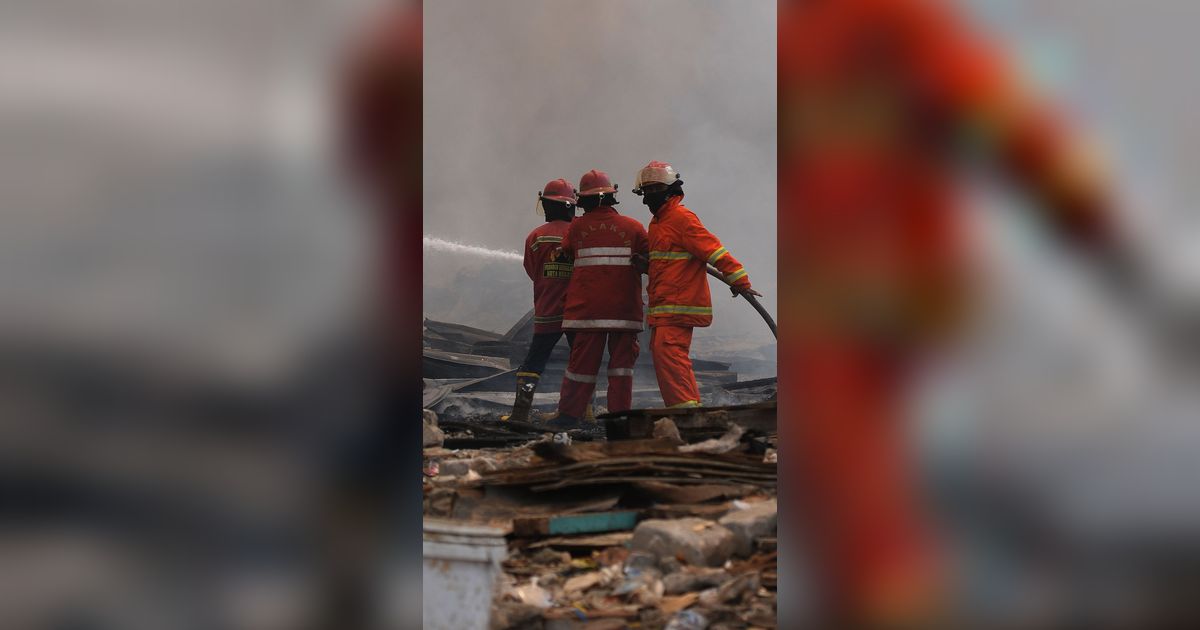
[706,265,777,340]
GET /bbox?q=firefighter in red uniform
[505,179,578,423]
[549,170,649,429]
[778,0,1136,624]
[632,161,762,408]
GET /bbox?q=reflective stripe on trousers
[565,370,597,383]
[650,325,701,408]
[647,305,712,316]
[558,331,640,417]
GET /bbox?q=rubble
[663,568,730,595]
[630,518,738,567]
[423,313,778,629]
[718,499,777,558]
[652,417,684,445]
[423,409,445,447]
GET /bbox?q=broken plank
[512,510,640,537]
[527,532,633,549]
[630,481,757,504]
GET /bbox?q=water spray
[423,235,523,262]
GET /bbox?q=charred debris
[423,311,778,629]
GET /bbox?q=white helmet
[632,160,682,194]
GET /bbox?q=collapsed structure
[424,309,776,421]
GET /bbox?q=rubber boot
[503,373,539,422]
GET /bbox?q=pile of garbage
[423,409,778,630]
[490,490,778,630]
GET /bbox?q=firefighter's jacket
[559,206,648,332]
[524,220,573,333]
[647,195,752,328]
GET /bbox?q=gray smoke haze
[423,0,777,349]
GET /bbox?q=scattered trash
[678,424,746,455]
[511,577,553,608]
[553,432,572,446]
[664,608,709,630]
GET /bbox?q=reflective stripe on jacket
[647,195,751,328]
[560,207,648,331]
[524,220,572,333]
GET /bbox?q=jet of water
[423,235,523,262]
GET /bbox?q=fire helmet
[578,169,618,196]
[539,178,577,204]
[632,160,683,194]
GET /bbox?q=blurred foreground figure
[549,170,648,429]
[632,161,761,408]
[779,0,1136,624]
[504,179,578,423]
[335,2,422,627]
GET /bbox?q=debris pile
[424,408,778,629]
[422,312,778,627]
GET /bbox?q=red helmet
[539,178,577,204]
[578,169,617,196]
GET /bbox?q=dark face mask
[541,199,573,222]
[641,190,669,212]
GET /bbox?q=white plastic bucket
[423,519,508,630]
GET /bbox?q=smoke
[422,235,523,263]
[423,0,776,347]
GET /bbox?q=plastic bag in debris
[616,575,664,606]
[665,608,709,630]
[512,577,552,608]
[623,551,658,577]
[553,432,572,446]
[678,424,745,454]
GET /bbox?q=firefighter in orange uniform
[505,179,577,423]
[549,170,649,429]
[779,0,1131,624]
[632,161,762,408]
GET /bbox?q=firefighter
[504,179,578,423]
[778,0,1142,624]
[632,161,762,408]
[548,169,649,430]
